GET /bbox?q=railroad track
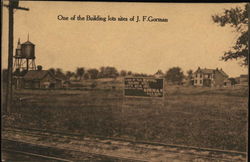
[3,126,247,161]
[2,139,147,162]
[2,148,73,162]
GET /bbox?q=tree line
[45,66,190,85]
[4,65,239,86]
[47,66,154,81]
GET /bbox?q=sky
[2,1,248,77]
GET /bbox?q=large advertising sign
[124,77,164,97]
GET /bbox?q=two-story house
[192,67,228,87]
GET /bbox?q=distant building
[239,74,248,85]
[154,70,164,78]
[23,69,63,89]
[192,67,228,87]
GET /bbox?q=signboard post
[122,77,165,114]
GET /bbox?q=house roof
[195,68,228,77]
[24,70,61,81]
[240,74,248,78]
[194,68,214,74]
[200,69,214,74]
[218,69,228,77]
[154,71,164,75]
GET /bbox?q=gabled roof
[194,68,214,74]
[218,69,228,77]
[201,69,214,74]
[154,70,164,75]
[24,70,60,81]
[194,68,228,77]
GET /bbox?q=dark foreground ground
[3,139,136,162]
[2,85,248,152]
[3,128,246,162]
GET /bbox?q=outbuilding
[23,69,62,89]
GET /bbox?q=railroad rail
[2,148,72,162]
[3,126,247,161]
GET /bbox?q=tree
[87,68,99,79]
[37,65,43,71]
[228,77,237,85]
[120,70,127,77]
[76,67,85,80]
[98,67,106,78]
[187,69,193,85]
[165,67,184,85]
[98,66,119,78]
[66,71,74,80]
[48,68,56,75]
[55,68,63,75]
[83,73,89,79]
[105,66,119,78]
[133,73,140,77]
[127,71,132,76]
[212,4,249,67]
[187,69,193,79]
[55,68,66,79]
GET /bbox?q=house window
[200,80,202,84]
[208,74,210,78]
[195,80,197,83]
[196,74,198,78]
[200,74,202,78]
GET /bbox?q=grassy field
[3,85,248,152]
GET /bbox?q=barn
[23,70,62,89]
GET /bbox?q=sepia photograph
[1,1,249,161]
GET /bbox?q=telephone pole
[4,0,29,113]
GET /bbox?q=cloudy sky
[2,1,248,77]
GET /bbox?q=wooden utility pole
[4,0,29,113]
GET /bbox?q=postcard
[2,1,248,161]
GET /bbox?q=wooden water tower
[14,35,36,71]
